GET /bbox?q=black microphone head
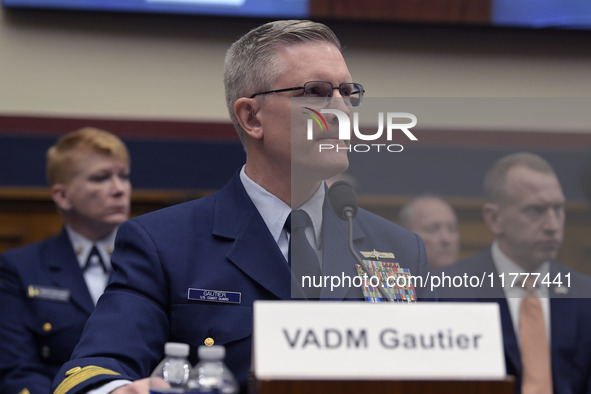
[328,180,358,220]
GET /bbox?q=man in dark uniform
[52,20,433,394]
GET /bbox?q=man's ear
[233,98,263,140]
[482,202,502,235]
[50,184,72,211]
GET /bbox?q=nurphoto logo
[303,107,419,153]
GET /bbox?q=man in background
[0,128,131,393]
[399,195,460,270]
[52,20,433,393]
[438,152,591,394]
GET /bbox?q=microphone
[328,181,358,221]
[328,181,394,302]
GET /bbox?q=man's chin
[103,214,129,226]
[293,157,349,181]
[429,256,457,270]
[539,253,559,264]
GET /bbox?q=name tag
[188,288,241,304]
[27,285,70,302]
[254,301,505,380]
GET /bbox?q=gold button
[28,286,39,297]
[204,337,214,346]
[42,322,52,332]
[66,366,82,376]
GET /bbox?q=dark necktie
[84,246,108,274]
[286,210,321,299]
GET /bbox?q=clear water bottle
[150,342,191,393]
[186,345,238,393]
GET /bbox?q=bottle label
[186,392,218,394]
[149,389,185,394]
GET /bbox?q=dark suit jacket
[436,249,591,394]
[0,230,95,394]
[52,172,433,393]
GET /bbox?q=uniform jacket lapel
[213,173,296,300]
[45,229,94,315]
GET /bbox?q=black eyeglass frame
[249,81,365,106]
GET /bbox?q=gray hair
[483,152,556,204]
[223,20,341,145]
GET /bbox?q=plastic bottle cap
[164,342,190,357]
[198,345,225,360]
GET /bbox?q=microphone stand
[344,209,395,302]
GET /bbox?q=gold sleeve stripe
[54,366,121,394]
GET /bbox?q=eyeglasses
[249,81,365,107]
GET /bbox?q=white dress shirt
[65,225,115,305]
[491,241,551,346]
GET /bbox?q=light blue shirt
[239,165,325,264]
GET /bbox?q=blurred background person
[0,128,131,393]
[438,152,591,394]
[398,194,461,270]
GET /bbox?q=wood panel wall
[2,188,589,276]
[0,188,209,254]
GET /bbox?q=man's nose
[328,94,353,118]
[543,208,563,232]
